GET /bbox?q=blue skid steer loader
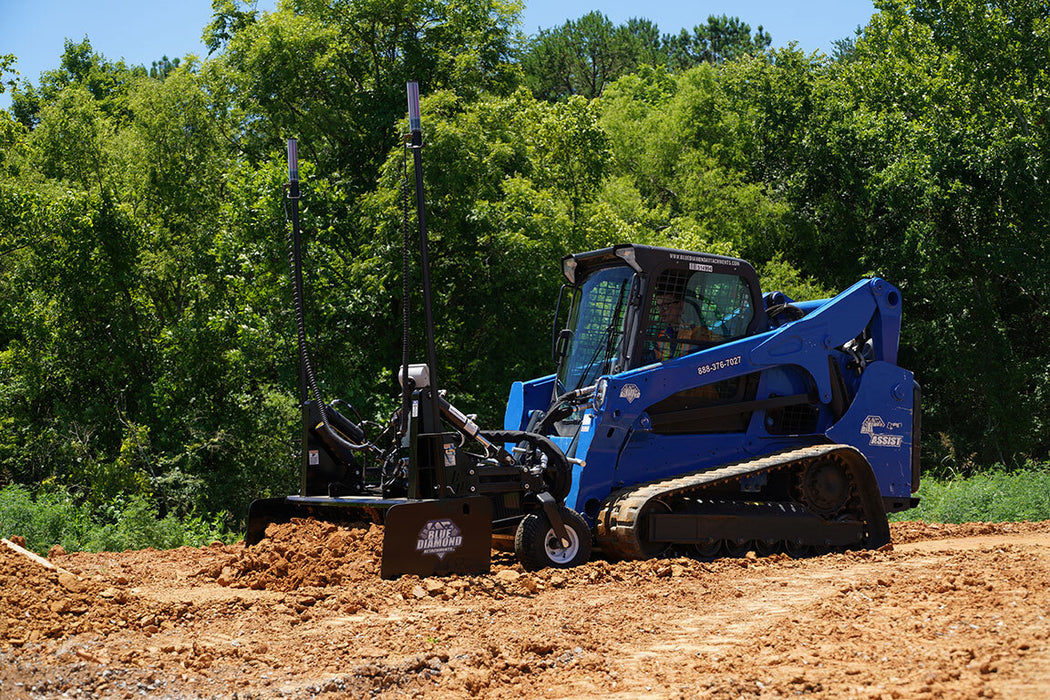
[247,84,920,577]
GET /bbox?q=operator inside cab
[646,269,716,362]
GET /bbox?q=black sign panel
[380,496,492,579]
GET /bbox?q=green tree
[202,0,521,182]
[9,38,146,129]
[149,56,182,80]
[0,50,299,513]
[663,14,772,70]
[522,13,773,102]
[522,11,632,100]
[0,54,16,95]
[597,63,793,260]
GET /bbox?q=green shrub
[0,484,232,555]
[890,462,1050,523]
[0,484,92,552]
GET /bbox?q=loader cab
[555,245,766,395]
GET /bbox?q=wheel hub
[543,526,580,564]
[799,457,851,516]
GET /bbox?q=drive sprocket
[795,454,856,518]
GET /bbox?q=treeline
[522,12,771,99]
[0,0,1047,527]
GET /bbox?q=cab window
[642,267,754,361]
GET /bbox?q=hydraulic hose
[283,139,370,456]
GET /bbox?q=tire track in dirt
[590,531,1050,699]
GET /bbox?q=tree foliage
[663,14,772,69]
[1,0,1048,534]
[521,12,771,100]
[202,0,521,181]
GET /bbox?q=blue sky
[1,0,876,109]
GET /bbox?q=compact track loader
[247,84,920,577]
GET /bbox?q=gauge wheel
[515,506,592,570]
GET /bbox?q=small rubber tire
[514,506,592,571]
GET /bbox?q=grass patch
[5,463,1049,554]
[0,484,232,555]
[890,462,1050,523]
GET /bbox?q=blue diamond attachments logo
[416,519,463,560]
[619,383,641,404]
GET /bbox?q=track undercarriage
[596,444,891,560]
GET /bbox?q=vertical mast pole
[407,82,443,434]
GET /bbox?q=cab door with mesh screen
[558,265,635,392]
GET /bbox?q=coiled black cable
[282,187,369,454]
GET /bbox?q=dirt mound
[188,517,1024,602]
[1,541,242,657]
[190,517,802,603]
[890,519,1050,544]
[195,518,384,591]
[0,544,147,653]
[0,544,113,647]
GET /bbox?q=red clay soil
[2,519,1049,699]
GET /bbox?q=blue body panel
[503,374,557,433]
[507,278,917,525]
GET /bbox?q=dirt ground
[2,519,1049,699]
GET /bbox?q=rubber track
[595,444,889,559]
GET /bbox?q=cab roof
[561,244,757,285]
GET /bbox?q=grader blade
[380,496,492,579]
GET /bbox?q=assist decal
[861,415,904,448]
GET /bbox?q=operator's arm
[681,324,716,346]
